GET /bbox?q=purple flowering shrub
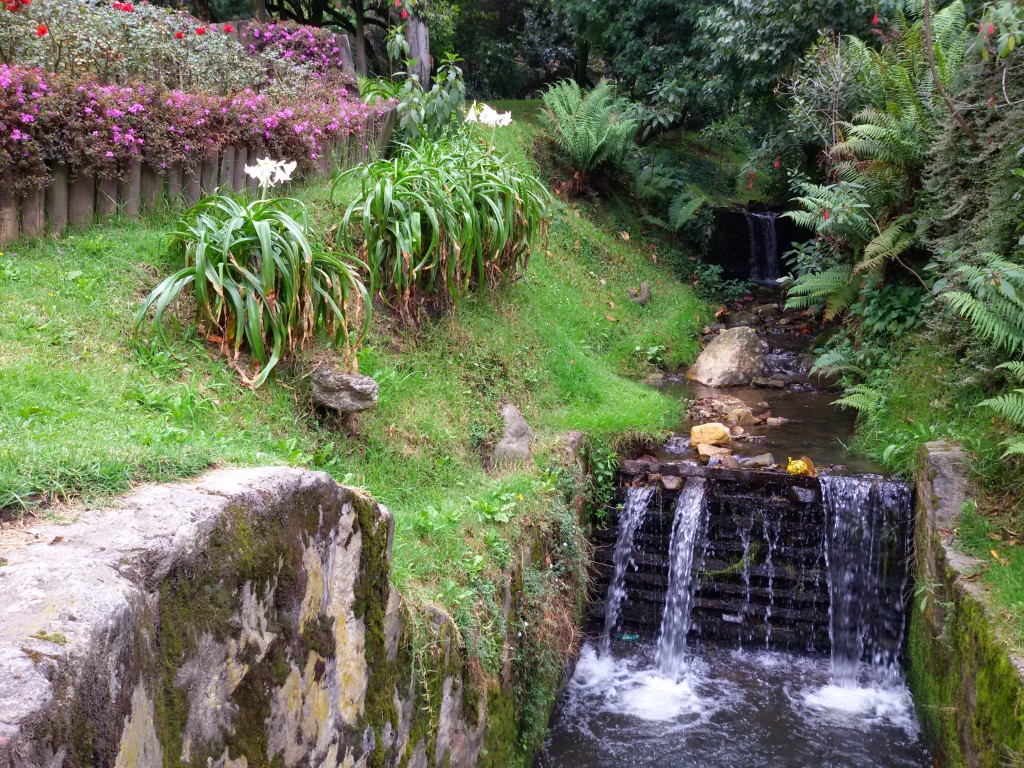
[0,63,392,188]
[245,21,355,87]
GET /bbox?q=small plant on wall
[135,158,370,387]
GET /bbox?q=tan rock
[661,475,684,491]
[726,408,760,426]
[690,422,732,447]
[696,444,731,464]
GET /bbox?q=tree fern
[539,80,639,176]
[785,265,864,320]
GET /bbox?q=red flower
[223,23,233,32]
[400,8,408,18]
[196,26,206,34]
[394,0,400,6]
[35,23,47,36]
[748,182,754,190]
[872,12,879,25]
[823,209,831,221]
[988,23,995,36]
[123,2,133,10]
[773,155,781,170]
[113,1,121,8]
[175,30,184,38]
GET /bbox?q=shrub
[136,166,369,387]
[335,133,549,323]
[1,0,280,94]
[538,80,638,182]
[0,64,388,188]
[245,20,353,83]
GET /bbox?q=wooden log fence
[0,108,395,245]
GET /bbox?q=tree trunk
[574,39,590,87]
[354,0,367,76]
[255,0,267,21]
[408,16,432,85]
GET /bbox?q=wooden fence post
[233,147,248,192]
[21,186,45,238]
[183,164,201,205]
[141,165,163,212]
[200,151,219,195]
[0,171,18,244]
[47,163,69,235]
[219,146,236,191]
[118,160,142,218]
[167,163,183,203]
[68,172,95,228]
[97,177,118,219]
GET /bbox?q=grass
[0,101,704,648]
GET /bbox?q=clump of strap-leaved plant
[334,124,549,324]
[135,157,370,387]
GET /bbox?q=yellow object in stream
[787,456,816,476]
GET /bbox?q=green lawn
[0,101,704,623]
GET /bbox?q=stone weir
[593,462,914,658]
[0,468,560,768]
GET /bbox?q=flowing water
[545,470,928,767]
[654,480,707,679]
[600,486,656,656]
[746,210,781,284]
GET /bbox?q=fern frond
[833,384,885,414]
[980,391,1024,429]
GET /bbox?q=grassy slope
[0,101,704,613]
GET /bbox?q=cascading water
[745,210,780,284]
[820,473,913,686]
[600,485,656,655]
[654,480,707,679]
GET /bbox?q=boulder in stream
[690,422,732,447]
[686,326,764,387]
[697,444,731,463]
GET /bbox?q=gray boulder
[312,368,379,415]
[686,326,765,387]
[493,405,534,464]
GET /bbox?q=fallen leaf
[605,313,618,322]
[608,301,615,309]
[991,548,1003,562]
[599,278,606,285]
[48,536,65,545]
[620,231,630,241]
[545,250,553,258]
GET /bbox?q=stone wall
[909,441,1024,767]
[0,468,561,767]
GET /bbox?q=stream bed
[545,642,929,767]
[541,292,931,767]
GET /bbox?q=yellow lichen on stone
[114,683,164,768]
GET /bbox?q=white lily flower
[475,103,513,128]
[464,101,479,123]
[244,157,296,190]
[273,160,297,185]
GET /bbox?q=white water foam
[568,643,710,723]
[801,683,920,733]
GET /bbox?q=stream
[541,286,931,767]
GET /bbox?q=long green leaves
[135,192,370,387]
[335,135,549,323]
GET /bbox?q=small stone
[757,401,770,409]
[697,444,731,464]
[766,417,788,427]
[751,303,782,318]
[312,367,379,414]
[690,422,732,447]
[730,426,745,438]
[662,475,684,491]
[752,376,786,389]
[720,456,741,470]
[726,408,760,426]
[741,453,777,469]
[493,404,534,464]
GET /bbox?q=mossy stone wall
[910,442,1024,767]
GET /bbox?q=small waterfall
[600,486,656,654]
[761,509,779,649]
[820,474,913,686]
[745,211,780,284]
[655,480,707,678]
